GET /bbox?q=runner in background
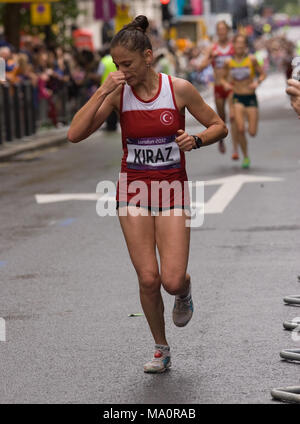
[221,34,266,169]
[198,21,239,158]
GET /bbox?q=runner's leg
[228,95,239,158]
[245,106,259,137]
[215,96,226,153]
[234,103,248,159]
[118,207,167,346]
[155,209,190,296]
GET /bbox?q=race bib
[126,135,181,170]
[215,55,231,69]
[230,66,251,81]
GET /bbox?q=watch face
[195,136,202,147]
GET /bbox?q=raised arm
[173,78,228,151]
[196,46,213,72]
[67,71,125,143]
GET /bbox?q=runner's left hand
[248,81,259,90]
[175,130,195,152]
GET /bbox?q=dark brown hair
[110,15,152,52]
[216,20,231,31]
[233,33,248,46]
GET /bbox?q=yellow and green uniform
[229,56,258,108]
[228,56,255,82]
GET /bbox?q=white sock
[155,344,170,354]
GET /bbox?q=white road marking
[0,318,6,342]
[192,174,283,214]
[35,193,103,203]
[35,174,283,215]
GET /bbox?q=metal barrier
[271,276,300,403]
[0,79,84,145]
[271,386,300,403]
[280,349,300,361]
[283,319,300,330]
[283,295,300,305]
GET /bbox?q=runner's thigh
[118,207,159,282]
[155,209,190,288]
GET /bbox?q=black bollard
[30,83,36,134]
[61,81,67,124]
[22,82,30,136]
[2,83,13,142]
[0,84,3,145]
[13,83,22,139]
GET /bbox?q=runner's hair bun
[111,15,152,52]
[132,15,149,33]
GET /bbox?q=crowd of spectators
[0,36,105,127]
[0,22,298,129]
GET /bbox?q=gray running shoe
[172,287,193,327]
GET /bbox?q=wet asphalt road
[0,73,299,404]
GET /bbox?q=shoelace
[174,295,192,310]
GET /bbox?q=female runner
[221,34,266,168]
[198,20,238,157]
[68,16,228,373]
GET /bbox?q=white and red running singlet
[117,73,190,209]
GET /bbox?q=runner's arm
[220,59,233,91]
[67,71,125,143]
[174,79,228,151]
[249,56,266,89]
[196,47,213,71]
[253,56,266,84]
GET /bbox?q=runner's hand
[286,79,300,117]
[248,81,259,90]
[175,130,195,152]
[100,71,126,96]
[223,82,233,91]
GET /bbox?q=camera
[292,57,300,81]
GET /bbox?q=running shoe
[218,140,226,154]
[172,285,194,327]
[144,349,171,373]
[232,152,239,160]
[242,157,250,169]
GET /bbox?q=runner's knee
[138,271,161,294]
[237,125,245,135]
[161,273,186,296]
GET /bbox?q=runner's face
[111,46,151,86]
[234,37,247,56]
[217,24,228,42]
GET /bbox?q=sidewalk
[0,126,69,161]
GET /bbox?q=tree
[0,0,84,50]
[263,0,299,13]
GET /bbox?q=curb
[0,129,69,161]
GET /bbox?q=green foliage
[0,0,86,47]
[264,0,300,14]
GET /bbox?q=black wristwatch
[192,135,203,149]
